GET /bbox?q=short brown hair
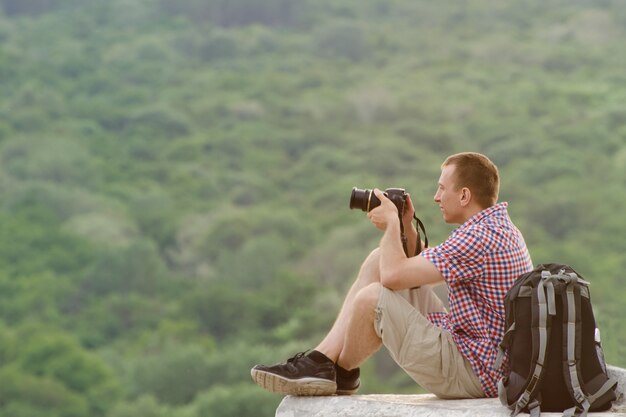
[442,152,500,208]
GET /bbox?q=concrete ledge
[276,366,626,417]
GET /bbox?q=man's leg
[315,248,382,361]
[375,286,484,399]
[336,282,382,370]
[250,248,382,396]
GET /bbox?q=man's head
[434,152,500,224]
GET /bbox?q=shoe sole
[251,368,337,396]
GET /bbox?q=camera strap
[413,214,428,256]
[398,214,429,257]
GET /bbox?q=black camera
[349,186,428,257]
[349,187,407,214]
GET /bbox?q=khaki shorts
[374,285,485,399]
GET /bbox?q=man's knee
[358,248,381,282]
[365,247,381,264]
[353,282,382,313]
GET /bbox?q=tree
[15,329,120,416]
[0,365,89,417]
[127,344,212,406]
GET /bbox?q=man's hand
[372,188,444,289]
[367,188,399,231]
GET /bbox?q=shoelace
[286,351,308,364]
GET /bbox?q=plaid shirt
[420,202,533,397]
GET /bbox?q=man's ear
[460,187,471,206]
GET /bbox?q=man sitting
[251,152,533,399]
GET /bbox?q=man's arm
[369,189,444,291]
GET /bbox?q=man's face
[434,165,464,224]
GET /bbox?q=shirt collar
[462,202,509,228]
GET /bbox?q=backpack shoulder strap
[511,275,555,416]
[561,274,591,417]
[560,272,618,415]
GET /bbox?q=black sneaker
[336,365,360,395]
[251,351,337,396]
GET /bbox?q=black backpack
[496,263,617,417]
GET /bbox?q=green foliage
[81,239,167,296]
[313,21,370,62]
[156,0,303,27]
[1,0,63,17]
[0,1,625,417]
[70,294,167,348]
[15,330,120,413]
[189,383,278,417]
[0,326,119,417]
[0,365,89,417]
[107,395,173,417]
[0,321,16,366]
[127,344,213,406]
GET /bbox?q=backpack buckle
[527,375,540,393]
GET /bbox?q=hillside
[0,1,625,416]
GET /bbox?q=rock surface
[276,366,626,417]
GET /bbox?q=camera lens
[350,187,381,212]
[350,187,369,211]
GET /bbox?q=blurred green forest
[0,0,625,416]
